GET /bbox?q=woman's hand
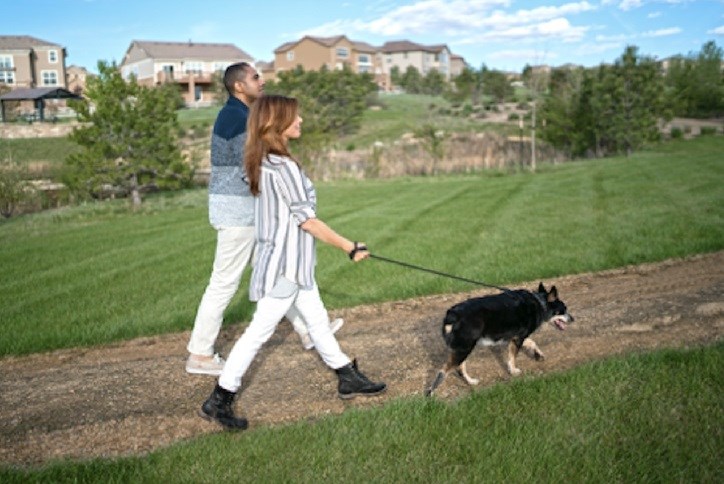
[300,218,369,262]
[348,241,370,262]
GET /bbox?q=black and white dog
[426,283,574,396]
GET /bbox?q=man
[186,62,342,376]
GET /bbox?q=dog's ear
[547,285,558,302]
[538,282,546,293]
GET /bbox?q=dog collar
[532,292,547,313]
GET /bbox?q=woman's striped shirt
[249,154,317,302]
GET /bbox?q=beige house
[268,35,467,91]
[273,35,384,87]
[119,40,254,106]
[255,60,276,83]
[378,40,459,89]
[66,65,91,95]
[450,54,468,77]
[0,35,68,89]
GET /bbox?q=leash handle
[368,253,513,293]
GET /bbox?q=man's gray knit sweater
[208,96,255,227]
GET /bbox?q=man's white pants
[187,226,313,357]
[219,283,351,393]
[187,226,256,357]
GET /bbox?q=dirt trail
[1,251,723,467]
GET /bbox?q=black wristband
[348,241,368,260]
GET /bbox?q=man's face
[238,67,264,101]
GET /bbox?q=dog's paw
[466,377,480,386]
[508,365,522,376]
[533,349,545,361]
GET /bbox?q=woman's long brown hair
[244,95,299,196]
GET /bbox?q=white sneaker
[300,318,345,350]
[300,332,314,351]
[186,353,225,376]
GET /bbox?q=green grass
[2,343,721,482]
[0,137,81,169]
[0,136,722,356]
[176,105,220,128]
[340,93,512,147]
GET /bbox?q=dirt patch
[1,251,722,467]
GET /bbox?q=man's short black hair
[224,62,250,95]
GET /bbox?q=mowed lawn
[0,136,722,357]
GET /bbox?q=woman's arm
[300,218,369,262]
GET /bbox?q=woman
[200,95,386,430]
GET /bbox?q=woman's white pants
[219,283,350,392]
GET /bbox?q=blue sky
[6,0,723,73]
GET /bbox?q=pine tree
[64,61,190,209]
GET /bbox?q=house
[255,60,276,83]
[450,54,468,77]
[270,35,467,91]
[119,40,254,106]
[66,65,91,95]
[0,35,68,89]
[377,40,456,89]
[273,35,384,87]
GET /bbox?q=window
[0,71,14,84]
[42,70,58,86]
[161,64,175,80]
[213,62,230,72]
[184,62,203,74]
[336,47,349,58]
[49,50,58,63]
[0,55,13,84]
[358,54,371,74]
[195,86,202,101]
[287,51,294,61]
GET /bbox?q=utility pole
[518,118,524,168]
[531,99,536,172]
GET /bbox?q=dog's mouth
[551,316,568,331]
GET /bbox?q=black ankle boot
[335,359,387,400]
[199,384,248,430]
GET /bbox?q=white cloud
[297,0,595,46]
[647,11,662,18]
[618,0,643,10]
[708,25,724,35]
[595,33,630,42]
[641,27,682,37]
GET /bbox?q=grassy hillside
[0,136,721,356]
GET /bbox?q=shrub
[670,127,684,139]
[700,126,717,136]
[508,113,520,121]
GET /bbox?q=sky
[5,0,723,74]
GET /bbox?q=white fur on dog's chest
[476,337,505,347]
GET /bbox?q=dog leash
[368,253,515,294]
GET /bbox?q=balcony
[156,71,214,85]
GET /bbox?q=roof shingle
[0,35,61,50]
[128,40,253,61]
